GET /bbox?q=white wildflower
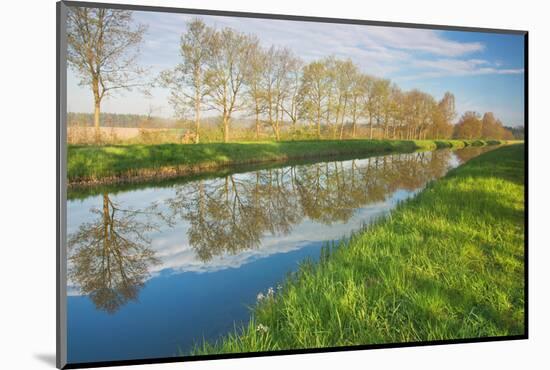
[276,283,283,291]
[256,323,269,333]
[256,292,265,302]
[267,287,275,297]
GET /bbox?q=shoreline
[67,139,508,188]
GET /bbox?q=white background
[0,0,547,369]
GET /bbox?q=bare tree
[333,59,358,139]
[206,28,258,142]
[280,57,304,138]
[261,47,300,141]
[245,43,268,140]
[348,74,372,138]
[160,19,215,143]
[300,61,330,139]
[67,8,147,142]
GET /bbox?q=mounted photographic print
[56,1,528,368]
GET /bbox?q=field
[67,139,505,185]
[192,144,525,354]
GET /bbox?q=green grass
[67,139,505,184]
[191,144,525,355]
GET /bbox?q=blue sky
[67,10,525,127]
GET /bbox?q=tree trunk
[223,113,229,143]
[339,98,347,140]
[194,90,200,144]
[317,106,321,139]
[275,106,280,141]
[369,114,373,140]
[255,109,260,140]
[92,75,101,144]
[94,99,101,144]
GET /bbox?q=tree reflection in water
[166,149,456,262]
[68,193,161,313]
[453,146,487,163]
[69,148,486,311]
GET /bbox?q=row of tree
[67,8,517,143]
[160,18,463,143]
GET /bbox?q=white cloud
[401,58,524,79]
[134,12,489,78]
[360,27,485,56]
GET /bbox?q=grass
[191,144,525,355]
[67,139,505,185]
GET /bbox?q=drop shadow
[34,353,56,367]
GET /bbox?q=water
[66,146,490,363]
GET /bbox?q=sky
[67,10,525,127]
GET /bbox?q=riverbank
[192,144,525,355]
[68,139,505,186]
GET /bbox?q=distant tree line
[504,125,525,140]
[67,10,520,144]
[67,112,177,129]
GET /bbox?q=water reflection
[68,193,161,313]
[453,146,487,163]
[68,148,488,313]
[165,150,454,262]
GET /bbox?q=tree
[160,19,215,143]
[481,112,501,139]
[454,111,482,139]
[261,47,300,141]
[498,120,515,140]
[206,28,257,142]
[245,43,268,140]
[365,78,389,139]
[417,93,436,140]
[348,74,371,138]
[403,90,423,140]
[333,59,359,139]
[280,56,304,138]
[431,92,456,139]
[67,8,147,142]
[300,61,330,138]
[323,57,339,137]
[387,84,404,139]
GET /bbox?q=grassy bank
[68,139,504,185]
[192,144,525,355]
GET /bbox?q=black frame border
[56,1,529,369]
